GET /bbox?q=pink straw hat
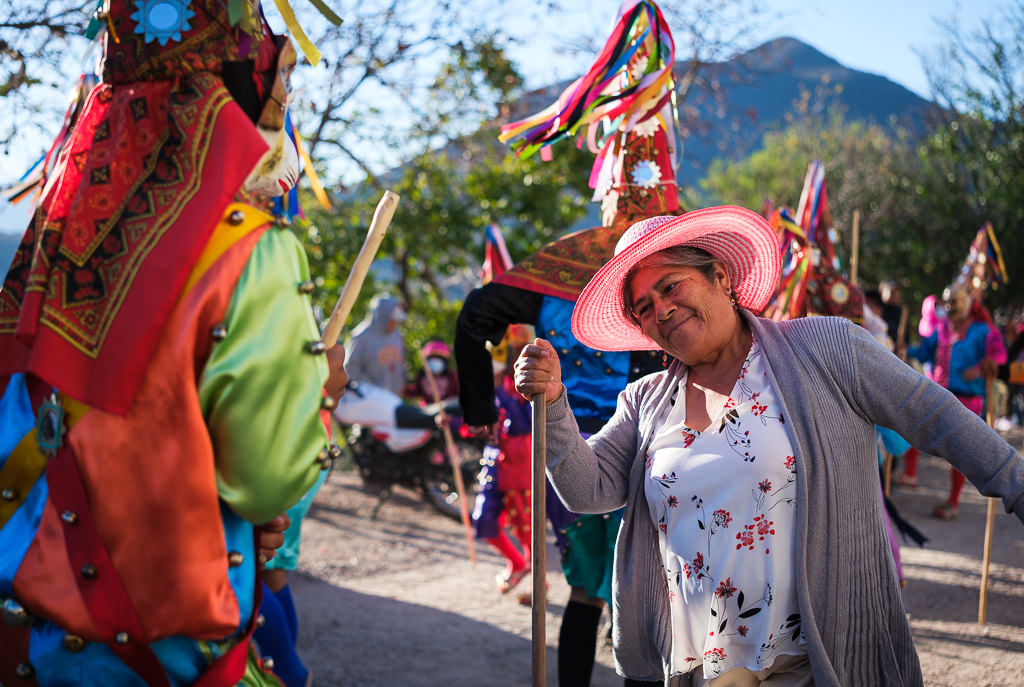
[571,206,782,351]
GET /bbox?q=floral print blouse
[644,338,805,679]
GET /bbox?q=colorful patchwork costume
[906,225,1008,518]
[471,367,536,592]
[0,3,338,685]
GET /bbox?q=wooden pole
[419,349,476,566]
[978,499,997,625]
[850,209,860,287]
[321,191,399,348]
[896,305,909,361]
[978,377,997,625]
[531,394,547,687]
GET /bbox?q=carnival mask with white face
[243,37,300,197]
[942,285,971,322]
[244,124,300,196]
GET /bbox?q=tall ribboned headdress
[949,221,1007,300]
[0,1,336,415]
[768,160,863,322]
[493,0,682,301]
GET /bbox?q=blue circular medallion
[130,0,195,46]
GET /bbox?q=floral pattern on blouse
[645,338,805,679]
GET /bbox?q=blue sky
[501,0,1004,99]
[748,0,1000,98]
[0,0,1009,234]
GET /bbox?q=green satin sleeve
[199,227,329,524]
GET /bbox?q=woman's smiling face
[628,259,735,365]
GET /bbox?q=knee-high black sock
[558,600,603,687]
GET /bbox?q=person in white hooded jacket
[346,293,408,395]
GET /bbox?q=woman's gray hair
[620,245,726,328]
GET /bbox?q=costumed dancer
[256,466,330,687]
[456,2,681,684]
[906,223,1009,519]
[405,339,460,404]
[466,227,532,593]
[0,2,347,685]
[471,325,537,593]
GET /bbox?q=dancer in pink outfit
[906,287,1007,517]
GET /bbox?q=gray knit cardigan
[543,312,1024,686]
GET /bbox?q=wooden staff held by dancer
[321,191,400,349]
[419,348,478,566]
[319,189,398,474]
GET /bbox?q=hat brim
[570,206,781,352]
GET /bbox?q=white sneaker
[995,417,1015,432]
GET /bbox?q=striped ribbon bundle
[771,160,851,319]
[498,0,679,201]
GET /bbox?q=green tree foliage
[694,105,931,299]
[695,3,1024,316]
[914,1,1024,310]
[0,2,90,152]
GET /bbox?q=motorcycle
[332,380,483,521]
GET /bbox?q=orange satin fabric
[14,224,270,642]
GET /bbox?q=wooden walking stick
[978,377,998,625]
[321,190,399,348]
[531,393,547,687]
[419,349,477,566]
[896,305,909,361]
[850,209,860,287]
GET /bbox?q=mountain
[674,36,936,184]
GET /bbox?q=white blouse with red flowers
[644,337,805,679]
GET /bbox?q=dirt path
[288,432,1024,686]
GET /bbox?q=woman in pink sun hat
[514,206,1024,687]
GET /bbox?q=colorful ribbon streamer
[498,0,678,199]
[292,118,332,210]
[271,0,322,66]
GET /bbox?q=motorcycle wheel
[421,470,479,522]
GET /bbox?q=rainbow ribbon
[498,0,678,193]
[268,0,343,66]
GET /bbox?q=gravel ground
[286,428,1024,686]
